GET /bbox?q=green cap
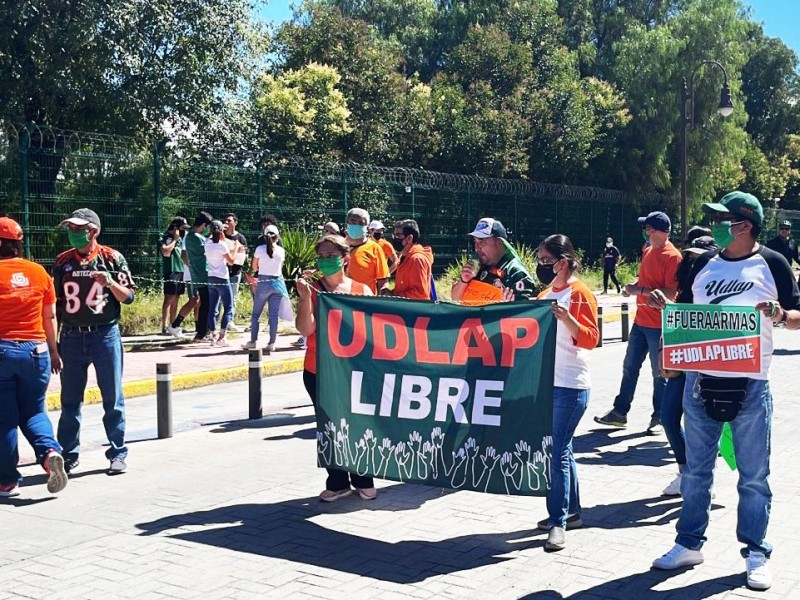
[702,191,763,227]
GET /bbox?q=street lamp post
[679,60,735,241]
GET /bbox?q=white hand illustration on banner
[500,451,522,494]
[478,447,501,492]
[316,432,331,465]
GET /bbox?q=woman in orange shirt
[534,234,598,551]
[0,218,67,497]
[295,234,377,502]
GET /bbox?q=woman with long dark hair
[534,234,599,551]
[244,224,289,352]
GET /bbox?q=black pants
[303,370,374,492]
[194,286,210,340]
[603,267,621,293]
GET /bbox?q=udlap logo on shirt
[10,272,29,287]
[704,278,755,304]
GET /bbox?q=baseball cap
[683,235,718,256]
[0,217,23,240]
[468,217,507,239]
[61,208,101,229]
[702,191,764,226]
[264,224,279,236]
[780,220,791,228]
[368,220,385,230]
[319,221,340,234]
[637,211,671,232]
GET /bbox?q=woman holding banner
[534,234,599,551]
[295,234,377,502]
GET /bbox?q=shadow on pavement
[208,413,315,433]
[263,426,316,441]
[136,485,542,584]
[575,429,673,468]
[519,565,742,599]
[580,495,682,529]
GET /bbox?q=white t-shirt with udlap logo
[678,246,800,379]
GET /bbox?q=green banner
[316,294,557,496]
[661,304,761,374]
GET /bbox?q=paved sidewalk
[3,325,800,599]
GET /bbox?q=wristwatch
[779,307,788,324]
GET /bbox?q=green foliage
[0,0,263,135]
[280,228,319,287]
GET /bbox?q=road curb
[45,357,305,412]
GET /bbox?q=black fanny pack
[698,375,749,422]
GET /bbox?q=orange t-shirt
[304,280,371,374]
[0,258,56,341]
[376,238,397,265]
[635,241,682,328]
[347,239,389,294]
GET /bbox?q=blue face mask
[347,223,368,239]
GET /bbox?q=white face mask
[606,242,612,247]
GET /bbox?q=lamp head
[718,83,734,117]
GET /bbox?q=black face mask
[392,238,405,252]
[536,264,557,286]
[373,231,383,240]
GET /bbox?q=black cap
[683,235,719,255]
[468,217,508,239]
[171,217,189,229]
[780,220,791,228]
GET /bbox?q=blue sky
[257,1,800,58]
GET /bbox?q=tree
[251,63,353,158]
[0,0,261,136]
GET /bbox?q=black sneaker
[537,513,583,531]
[64,457,80,474]
[647,418,664,436]
[594,410,627,428]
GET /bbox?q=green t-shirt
[160,233,184,274]
[52,246,135,327]
[184,231,208,285]
[475,253,536,300]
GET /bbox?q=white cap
[265,224,279,236]
[368,220,385,230]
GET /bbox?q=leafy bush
[281,227,318,292]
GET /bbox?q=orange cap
[0,217,23,241]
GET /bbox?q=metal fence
[0,121,698,285]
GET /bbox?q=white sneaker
[228,323,242,333]
[108,457,127,475]
[215,336,230,348]
[264,343,275,353]
[165,325,183,338]
[241,340,257,350]
[652,544,704,570]
[662,473,682,497]
[746,552,772,590]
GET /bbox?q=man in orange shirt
[345,208,389,294]
[383,219,434,299]
[368,220,398,273]
[594,211,682,435]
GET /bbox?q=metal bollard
[596,306,604,347]
[156,363,173,439]
[621,302,630,342]
[249,349,263,420]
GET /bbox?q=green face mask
[317,256,343,276]
[202,227,211,238]
[712,222,735,248]
[67,229,91,249]
[641,230,649,243]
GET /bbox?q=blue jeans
[661,374,686,465]
[251,276,283,344]
[207,276,233,333]
[57,324,127,461]
[612,323,665,419]
[229,272,242,321]
[0,341,60,484]
[676,372,772,557]
[546,386,589,528]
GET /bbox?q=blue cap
[637,211,671,233]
